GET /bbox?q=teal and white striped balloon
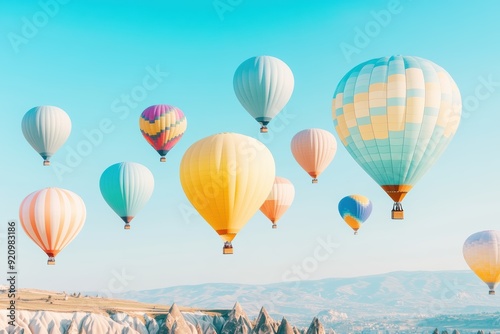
[99,162,154,229]
[332,55,461,218]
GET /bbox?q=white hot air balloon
[21,105,72,166]
[233,55,294,133]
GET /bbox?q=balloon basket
[223,247,233,254]
[124,224,131,230]
[43,160,50,166]
[489,290,495,295]
[47,257,55,265]
[260,126,268,133]
[391,202,404,219]
[354,231,358,235]
[160,157,166,162]
[272,224,277,229]
[391,210,404,219]
[312,178,318,184]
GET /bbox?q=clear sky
[1,0,499,295]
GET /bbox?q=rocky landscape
[0,288,328,333]
[0,304,329,333]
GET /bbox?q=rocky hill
[0,289,327,333]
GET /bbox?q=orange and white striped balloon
[260,177,295,228]
[19,187,86,265]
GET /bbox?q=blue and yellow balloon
[338,195,372,235]
[332,55,461,219]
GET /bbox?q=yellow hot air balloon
[180,132,275,254]
[260,177,295,229]
[463,230,500,295]
[19,187,86,265]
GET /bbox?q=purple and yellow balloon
[139,105,187,162]
[338,195,373,235]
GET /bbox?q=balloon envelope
[332,55,461,217]
[463,230,500,295]
[180,132,275,252]
[21,106,72,166]
[260,176,295,228]
[99,162,154,229]
[19,187,86,264]
[233,56,294,132]
[290,128,337,183]
[139,104,187,162]
[338,195,373,234]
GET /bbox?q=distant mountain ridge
[115,270,499,326]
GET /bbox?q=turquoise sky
[1,0,500,295]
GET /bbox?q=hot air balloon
[338,195,373,235]
[21,106,72,166]
[260,177,295,229]
[99,162,154,229]
[139,104,187,162]
[180,132,275,254]
[290,128,337,183]
[463,230,500,295]
[332,55,461,219]
[233,56,294,133]
[19,187,86,265]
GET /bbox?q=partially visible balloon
[260,177,295,229]
[291,128,337,183]
[233,55,294,133]
[463,230,500,295]
[19,187,86,265]
[332,55,461,219]
[338,195,373,234]
[99,162,154,229]
[139,104,187,162]
[21,106,72,166]
[180,132,275,254]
